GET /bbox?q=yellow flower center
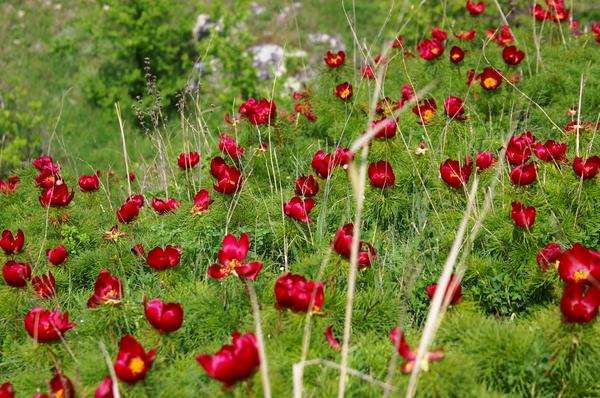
[452,53,460,60]
[226,259,241,276]
[483,77,497,89]
[55,389,64,398]
[423,109,434,121]
[431,48,439,55]
[573,269,589,283]
[129,357,145,375]
[340,89,351,99]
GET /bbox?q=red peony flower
[466,0,485,15]
[389,327,443,373]
[572,156,600,179]
[32,271,56,299]
[426,274,463,305]
[32,155,60,172]
[146,245,182,271]
[533,140,567,163]
[511,202,536,228]
[210,157,227,178]
[219,134,246,159]
[207,233,263,280]
[449,46,465,63]
[391,36,404,48]
[295,175,319,197]
[2,260,31,288]
[49,371,74,398]
[509,162,538,186]
[116,199,140,224]
[440,157,473,188]
[311,150,334,179]
[239,98,276,125]
[324,325,341,350]
[191,189,214,215]
[94,377,114,398]
[131,243,145,257]
[196,331,260,389]
[324,50,345,68]
[127,194,145,208]
[144,297,184,333]
[150,198,179,214]
[114,335,156,384]
[45,246,66,267]
[78,174,99,192]
[332,224,377,269]
[275,272,325,312]
[23,307,75,342]
[478,67,503,90]
[537,242,562,272]
[213,164,242,195]
[432,27,447,41]
[0,176,20,194]
[505,131,536,165]
[401,84,415,102]
[502,46,525,65]
[35,169,62,189]
[0,229,24,255]
[455,30,476,40]
[557,243,600,284]
[476,151,498,172]
[560,283,600,323]
[334,82,353,101]
[177,152,200,170]
[361,64,375,80]
[532,3,551,20]
[444,96,466,120]
[87,269,123,308]
[417,38,445,60]
[284,197,315,223]
[0,382,14,398]
[368,161,395,189]
[333,147,355,170]
[39,183,74,208]
[412,98,437,125]
[372,117,398,139]
[495,25,515,46]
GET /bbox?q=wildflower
[368,161,395,189]
[177,152,200,169]
[311,150,334,179]
[449,46,465,63]
[557,243,600,284]
[150,198,179,214]
[439,157,473,188]
[509,162,538,186]
[39,183,74,208]
[87,270,123,307]
[334,82,353,101]
[239,98,276,125]
[332,224,376,269]
[511,202,536,228]
[466,0,485,15]
[146,245,182,270]
[78,174,99,192]
[478,67,503,90]
[295,175,319,197]
[284,197,315,222]
[502,46,525,65]
[444,96,466,120]
[191,189,214,215]
[537,243,562,272]
[572,156,600,179]
[0,229,24,255]
[274,273,325,312]
[324,50,345,68]
[144,297,184,333]
[425,274,463,305]
[389,327,443,373]
[114,335,156,384]
[23,307,75,342]
[207,233,263,280]
[412,98,437,125]
[476,151,497,172]
[2,260,31,287]
[32,271,56,299]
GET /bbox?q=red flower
[333,147,355,170]
[78,174,99,192]
[495,25,515,46]
[557,243,600,284]
[401,84,415,102]
[0,382,14,398]
[2,260,31,287]
[284,197,315,223]
[131,243,145,257]
[32,272,56,299]
[94,377,114,398]
[311,150,334,179]
[207,233,263,280]
[572,156,600,179]
[412,98,437,125]
[509,162,538,186]
[274,272,325,313]
[449,46,465,64]
[177,152,200,169]
[532,4,551,20]
[39,183,74,208]
[46,245,69,265]
[191,189,214,215]
[444,96,466,120]
[144,297,184,333]
[35,170,61,188]
[440,158,473,188]
[478,67,502,90]
[511,202,536,228]
[210,157,227,178]
[391,36,404,48]
[49,371,74,398]
[219,134,245,159]
[87,269,123,308]
[466,0,485,15]
[505,131,536,165]
[324,325,341,350]
[146,245,182,271]
[565,120,593,134]
[334,82,353,101]
[213,164,242,195]
[150,198,179,214]
[417,38,445,60]
[114,335,156,384]
[361,64,375,80]
[295,175,319,197]
[0,229,24,255]
[426,274,463,305]
[23,307,75,342]
[196,331,260,389]
[32,155,60,172]
[372,117,398,139]
[389,327,443,373]
[0,176,19,194]
[502,46,525,65]
[476,151,497,172]
[324,50,345,68]
[560,283,600,323]
[537,243,563,272]
[533,140,567,163]
[455,30,476,40]
[127,194,145,208]
[466,68,477,86]
[368,161,395,189]
[116,200,140,224]
[432,26,447,41]
[239,98,276,125]
[332,224,376,269]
